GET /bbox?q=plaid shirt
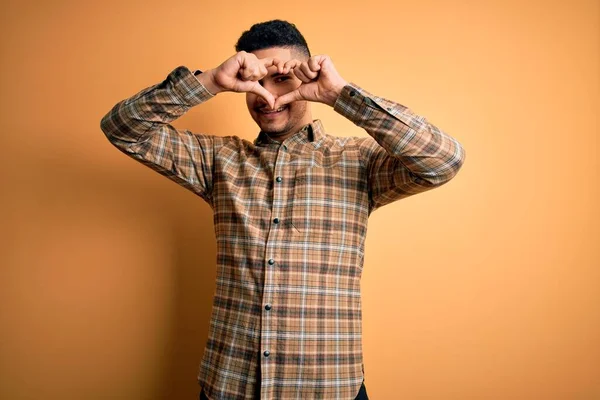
[100,66,465,400]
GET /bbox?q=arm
[100,52,289,204]
[333,84,466,212]
[233,53,465,212]
[271,55,466,212]
[100,66,218,204]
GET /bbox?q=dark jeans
[199,381,369,399]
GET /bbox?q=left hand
[273,54,348,109]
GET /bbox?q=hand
[204,51,280,109]
[273,55,348,109]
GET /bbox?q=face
[246,47,312,141]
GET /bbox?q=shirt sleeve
[100,66,220,205]
[333,83,466,212]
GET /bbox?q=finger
[242,64,268,81]
[274,89,303,109]
[273,58,286,74]
[262,57,286,74]
[293,67,312,83]
[239,66,260,81]
[258,63,268,78]
[260,57,276,69]
[261,57,285,76]
[253,57,284,77]
[282,59,302,75]
[299,62,318,80]
[258,57,281,73]
[238,54,269,80]
[248,83,275,109]
[265,57,282,74]
[307,56,322,73]
[237,51,255,72]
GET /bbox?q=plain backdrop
[1,0,598,399]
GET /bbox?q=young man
[101,20,465,400]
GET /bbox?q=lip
[257,105,288,118]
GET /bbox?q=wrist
[195,68,223,96]
[324,80,348,107]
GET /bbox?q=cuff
[333,83,414,127]
[169,66,215,107]
[333,83,366,120]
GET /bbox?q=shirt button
[268,259,275,265]
[263,350,270,357]
[273,218,280,224]
[349,90,357,97]
[276,176,282,183]
[265,304,272,311]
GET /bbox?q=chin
[259,121,288,134]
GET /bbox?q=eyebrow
[270,72,291,78]
[259,72,291,84]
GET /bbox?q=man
[101,19,465,400]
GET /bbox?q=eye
[274,76,290,83]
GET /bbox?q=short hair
[235,19,311,58]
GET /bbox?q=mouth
[257,105,288,117]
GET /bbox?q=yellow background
[1,0,598,398]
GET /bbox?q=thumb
[241,81,275,109]
[274,90,303,109]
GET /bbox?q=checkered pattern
[100,66,465,399]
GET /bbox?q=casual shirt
[100,66,466,400]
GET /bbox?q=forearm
[100,66,214,144]
[334,83,465,185]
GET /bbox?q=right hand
[203,51,279,109]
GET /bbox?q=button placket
[261,145,289,377]
[271,152,286,229]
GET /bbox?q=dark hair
[235,20,311,58]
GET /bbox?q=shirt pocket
[291,166,367,239]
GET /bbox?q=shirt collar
[253,119,325,147]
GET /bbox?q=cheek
[281,80,302,94]
[246,93,255,108]
[288,101,306,115]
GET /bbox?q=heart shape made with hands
[248,55,348,110]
